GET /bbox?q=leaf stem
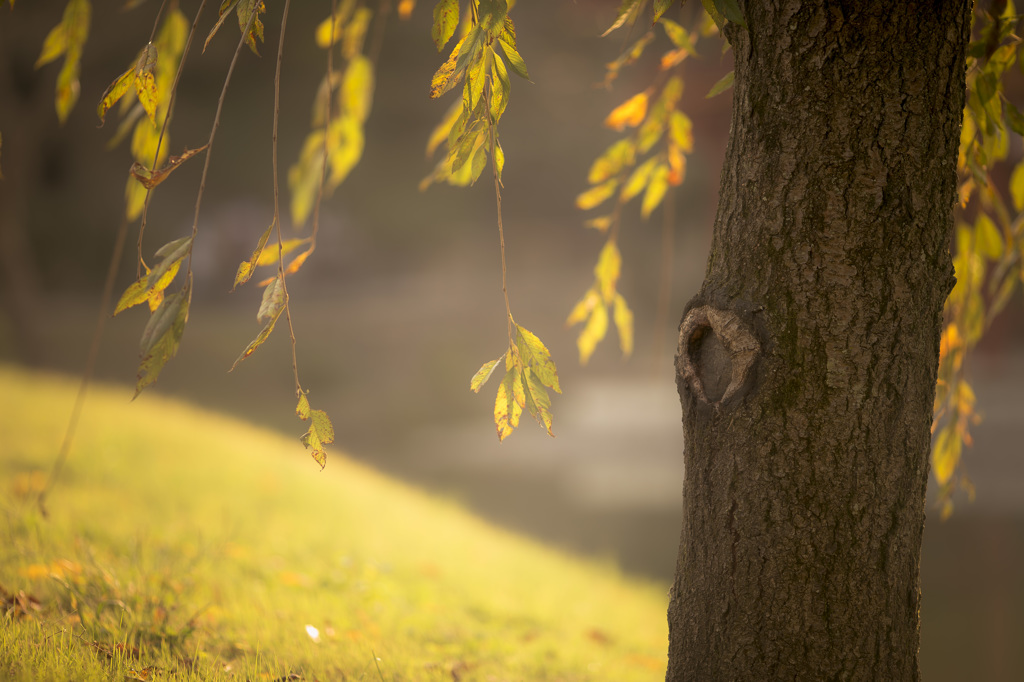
[485,82,514,347]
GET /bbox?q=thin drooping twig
[184,1,264,282]
[138,0,211,276]
[307,0,339,266]
[269,0,302,396]
[39,1,210,515]
[146,0,170,44]
[485,84,515,348]
[37,216,129,516]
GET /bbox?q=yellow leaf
[621,156,658,202]
[641,163,671,218]
[587,139,635,185]
[494,368,521,441]
[577,302,609,365]
[471,354,505,392]
[97,67,135,124]
[341,55,375,124]
[516,325,561,393]
[288,130,327,227]
[296,392,310,419]
[342,7,372,60]
[432,0,459,52]
[974,212,1003,261]
[284,247,313,276]
[326,116,365,188]
[667,143,686,185]
[255,238,310,266]
[567,288,600,327]
[426,101,462,157]
[1010,160,1024,212]
[233,223,274,289]
[613,293,634,357]
[669,110,694,153]
[604,91,649,131]
[576,179,619,211]
[131,44,160,125]
[115,275,152,315]
[595,240,621,302]
[584,216,613,232]
[523,369,554,436]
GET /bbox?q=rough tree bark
[667,2,971,679]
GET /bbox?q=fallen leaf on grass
[1,585,42,618]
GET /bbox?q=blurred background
[0,1,1021,679]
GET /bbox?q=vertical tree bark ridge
[668,2,971,680]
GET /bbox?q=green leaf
[235,0,266,55]
[490,51,511,122]
[471,354,505,392]
[516,325,561,393]
[135,285,189,397]
[653,0,674,23]
[497,36,529,80]
[1005,101,1024,136]
[706,70,734,98]
[699,0,725,31]
[477,0,508,31]
[602,0,641,37]
[205,0,240,52]
[230,276,285,371]
[712,0,746,27]
[431,0,459,52]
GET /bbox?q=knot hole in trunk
[676,305,760,407]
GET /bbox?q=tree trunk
[667,2,971,680]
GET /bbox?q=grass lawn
[0,365,668,680]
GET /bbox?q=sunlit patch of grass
[0,365,668,680]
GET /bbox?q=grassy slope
[0,366,668,680]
